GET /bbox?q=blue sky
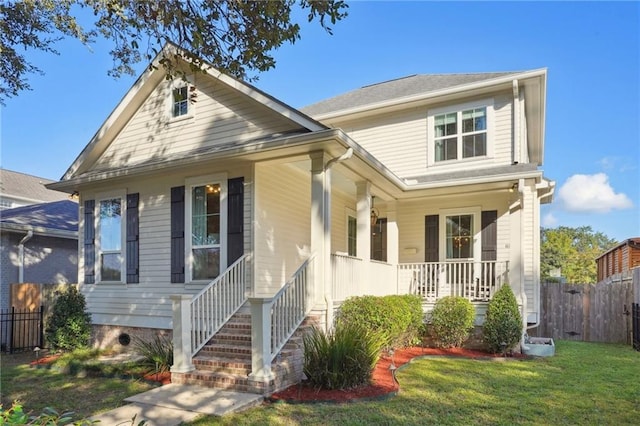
[1,1,638,242]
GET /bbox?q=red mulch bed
[143,371,172,385]
[270,347,526,403]
[30,354,61,365]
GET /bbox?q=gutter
[0,222,78,240]
[18,230,33,283]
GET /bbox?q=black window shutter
[227,177,244,264]
[84,200,96,284]
[481,210,498,261]
[170,186,185,283]
[424,215,439,262]
[126,193,139,283]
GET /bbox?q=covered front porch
[331,254,509,304]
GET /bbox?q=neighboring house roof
[595,237,640,261]
[0,168,69,204]
[0,200,78,239]
[301,72,516,117]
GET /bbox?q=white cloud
[598,156,637,173]
[558,173,633,213]
[542,212,559,227]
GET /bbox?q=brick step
[175,370,258,393]
[209,332,252,346]
[192,355,252,375]
[218,322,252,335]
[199,343,252,359]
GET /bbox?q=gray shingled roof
[0,168,69,202]
[301,72,518,117]
[0,200,78,233]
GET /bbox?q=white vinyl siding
[326,92,516,179]
[254,163,311,296]
[79,163,252,329]
[93,77,304,172]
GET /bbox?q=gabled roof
[59,43,327,182]
[0,168,69,203]
[0,200,78,238]
[301,72,515,117]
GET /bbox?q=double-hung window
[429,100,492,165]
[172,86,189,118]
[445,214,474,259]
[186,176,227,282]
[346,210,357,257]
[97,195,124,282]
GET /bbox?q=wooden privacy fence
[533,273,637,344]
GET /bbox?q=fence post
[39,305,44,349]
[170,295,195,373]
[9,307,15,354]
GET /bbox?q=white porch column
[356,181,372,294]
[310,151,332,330]
[248,297,275,382]
[170,294,195,373]
[386,200,399,293]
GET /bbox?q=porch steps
[172,312,318,395]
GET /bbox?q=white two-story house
[49,45,554,394]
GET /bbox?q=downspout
[18,230,34,283]
[513,80,521,165]
[526,180,556,331]
[323,148,354,329]
[517,179,527,335]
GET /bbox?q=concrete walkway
[88,384,264,426]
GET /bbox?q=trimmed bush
[303,322,386,390]
[483,285,523,353]
[429,296,475,348]
[336,294,423,348]
[133,334,174,373]
[45,286,92,351]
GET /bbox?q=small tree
[45,286,92,351]
[483,285,522,354]
[429,296,475,348]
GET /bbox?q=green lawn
[1,341,638,425]
[0,351,155,422]
[187,340,639,425]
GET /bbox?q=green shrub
[133,334,174,373]
[429,296,475,348]
[0,402,93,425]
[303,322,386,390]
[336,294,423,348]
[483,285,523,353]
[45,286,92,351]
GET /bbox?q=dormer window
[172,86,189,117]
[428,99,493,166]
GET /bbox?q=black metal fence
[633,303,640,352]
[0,306,44,353]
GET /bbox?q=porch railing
[190,254,248,356]
[398,261,509,302]
[331,255,509,303]
[270,255,315,360]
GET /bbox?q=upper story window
[98,196,124,282]
[172,86,189,117]
[428,99,493,166]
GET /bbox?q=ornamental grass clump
[429,296,475,348]
[303,322,386,390]
[483,284,523,353]
[133,334,174,373]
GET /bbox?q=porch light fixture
[371,196,379,226]
[509,183,518,193]
[69,191,79,200]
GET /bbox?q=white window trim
[427,98,494,167]
[168,78,196,123]
[438,206,481,262]
[185,173,228,283]
[95,190,127,284]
